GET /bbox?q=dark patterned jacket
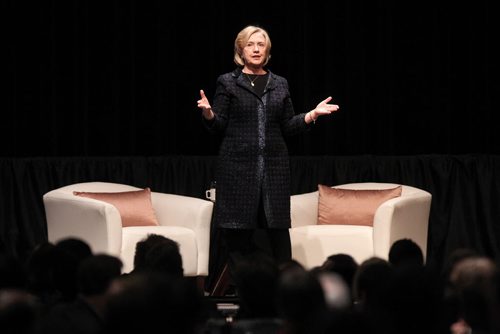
[204,68,312,229]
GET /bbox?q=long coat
[204,68,312,229]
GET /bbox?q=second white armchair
[290,182,432,269]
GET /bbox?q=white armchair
[290,182,431,269]
[43,182,213,276]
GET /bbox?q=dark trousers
[221,196,292,276]
[222,228,291,266]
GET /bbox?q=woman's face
[242,32,268,68]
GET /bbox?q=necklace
[245,73,260,87]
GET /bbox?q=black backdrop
[2,0,500,286]
[4,0,499,156]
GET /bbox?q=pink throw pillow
[73,188,160,227]
[317,185,402,226]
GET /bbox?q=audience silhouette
[2,237,499,334]
[104,272,205,334]
[446,254,499,334]
[388,238,424,268]
[40,254,122,334]
[319,253,358,298]
[130,233,184,278]
[232,251,280,319]
[276,264,327,334]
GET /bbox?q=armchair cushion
[73,188,160,227]
[317,184,402,226]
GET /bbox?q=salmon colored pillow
[317,185,402,226]
[73,188,160,227]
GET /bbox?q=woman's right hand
[197,90,214,120]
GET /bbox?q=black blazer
[204,68,312,229]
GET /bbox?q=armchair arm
[290,191,319,228]
[151,193,213,275]
[43,191,123,255]
[372,191,431,260]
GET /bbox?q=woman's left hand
[307,96,340,123]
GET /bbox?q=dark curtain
[2,155,500,290]
[3,0,500,157]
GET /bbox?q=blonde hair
[233,25,272,67]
